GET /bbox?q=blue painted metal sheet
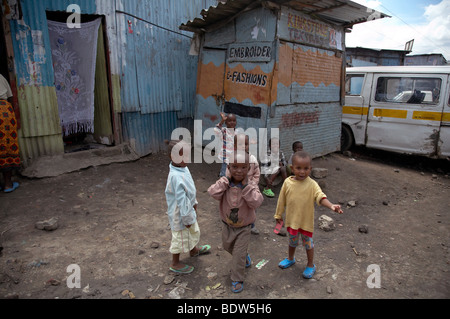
[118,0,218,116]
[121,111,178,157]
[10,0,98,87]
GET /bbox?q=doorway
[0,6,9,81]
[46,11,114,153]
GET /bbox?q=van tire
[341,125,354,152]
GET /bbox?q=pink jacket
[208,177,264,228]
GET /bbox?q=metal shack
[181,0,388,158]
[1,0,218,175]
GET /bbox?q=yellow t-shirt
[274,176,327,234]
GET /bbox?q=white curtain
[48,18,101,136]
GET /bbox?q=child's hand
[220,112,227,122]
[331,204,343,214]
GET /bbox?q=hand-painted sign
[228,42,273,63]
[226,70,268,87]
[278,7,343,51]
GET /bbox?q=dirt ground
[0,146,449,300]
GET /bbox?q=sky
[346,0,450,61]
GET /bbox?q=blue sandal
[246,254,251,268]
[303,264,316,279]
[278,257,295,269]
[4,182,19,193]
[231,281,244,293]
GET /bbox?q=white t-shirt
[0,74,13,100]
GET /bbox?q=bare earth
[0,147,449,300]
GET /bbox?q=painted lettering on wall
[280,8,343,50]
[228,43,273,63]
[281,111,321,128]
[226,71,268,87]
[287,13,329,38]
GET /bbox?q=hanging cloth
[48,18,101,136]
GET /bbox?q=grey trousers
[222,223,251,282]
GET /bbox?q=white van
[342,65,450,158]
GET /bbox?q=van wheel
[341,125,354,152]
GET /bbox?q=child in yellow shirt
[274,151,343,279]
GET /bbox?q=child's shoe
[246,254,252,268]
[278,257,295,269]
[231,281,244,293]
[263,188,274,198]
[303,264,316,279]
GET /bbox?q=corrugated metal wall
[117,0,218,156]
[7,0,218,164]
[9,0,100,165]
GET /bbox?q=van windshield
[375,77,441,105]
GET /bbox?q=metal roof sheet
[180,0,389,33]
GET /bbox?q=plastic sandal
[3,182,19,193]
[278,257,296,269]
[231,281,244,293]
[191,245,211,257]
[303,264,316,279]
[262,188,275,198]
[246,254,251,268]
[169,264,194,274]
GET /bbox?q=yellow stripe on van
[412,111,442,121]
[373,109,407,119]
[442,113,450,122]
[342,106,368,115]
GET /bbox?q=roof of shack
[179,0,390,33]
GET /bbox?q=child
[274,150,343,279]
[260,137,287,198]
[164,140,211,274]
[226,133,261,235]
[287,141,303,176]
[208,152,264,293]
[225,134,260,186]
[214,112,238,177]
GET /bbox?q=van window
[375,77,441,105]
[345,74,364,95]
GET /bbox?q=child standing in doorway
[208,152,264,293]
[274,150,343,279]
[164,140,211,275]
[214,112,238,177]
